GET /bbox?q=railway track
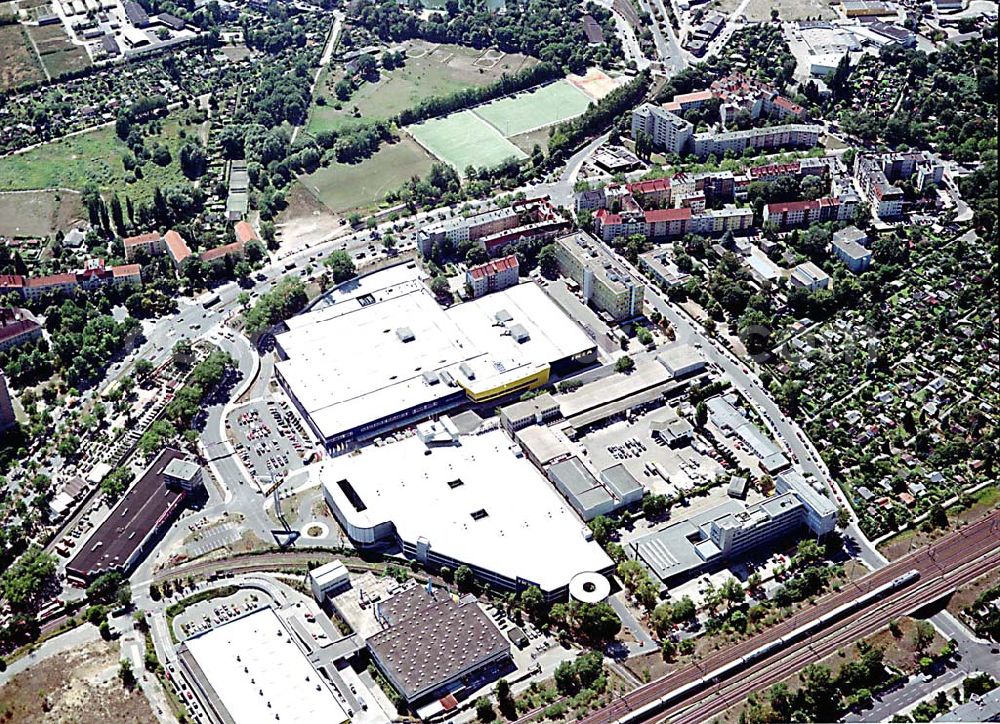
[577,511,1000,724]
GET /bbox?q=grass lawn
[472,79,593,136]
[0,119,188,201]
[300,136,435,213]
[29,24,91,79]
[0,24,46,91]
[306,42,536,135]
[407,109,527,173]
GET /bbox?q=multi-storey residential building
[123,231,166,261]
[853,151,944,219]
[418,198,568,257]
[122,229,192,267]
[630,104,694,156]
[0,260,142,301]
[0,307,42,352]
[763,194,857,229]
[465,254,519,298]
[554,232,645,321]
[748,157,830,185]
[693,124,822,159]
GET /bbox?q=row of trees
[352,0,621,72]
[396,61,562,126]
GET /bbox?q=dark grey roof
[367,586,509,702]
[123,0,149,26]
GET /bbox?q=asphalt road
[578,511,1000,724]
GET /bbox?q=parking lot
[173,589,264,641]
[228,398,312,486]
[580,407,726,498]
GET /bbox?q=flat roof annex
[321,429,612,593]
[182,607,350,724]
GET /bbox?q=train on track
[616,569,921,724]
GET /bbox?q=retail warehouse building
[320,422,613,602]
[274,266,597,450]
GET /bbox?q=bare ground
[0,638,157,723]
[274,182,349,256]
[0,189,86,239]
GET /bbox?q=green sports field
[473,80,593,136]
[408,110,527,173]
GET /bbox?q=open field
[306,41,536,134]
[0,118,188,201]
[473,79,593,136]
[300,136,435,213]
[0,24,46,91]
[0,636,157,722]
[709,0,836,20]
[0,189,86,238]
[408,109,527,172]
[29,24,91,78]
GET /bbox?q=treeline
[396,61,561,126]
[351,0,621,72]
[244,277,308,334]
[549,70,650,160]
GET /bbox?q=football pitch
[408,110,528,172]
[474,80,593,136]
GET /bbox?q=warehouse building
[320,426,613,601]
[66,449,201,584]
[546,457,644,521]
[367,583,511,708]
[178,607,351,724]
[275,266,596,450]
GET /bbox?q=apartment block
[853,151,944,219]
[763,194,857,229]
[630,104,694,156]
[465,255,519,298]
[554,232,645,321]
[418,198,568,258]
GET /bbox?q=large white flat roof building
[180,607,350,724]
[275,267,596,447]
[320,427,613,601]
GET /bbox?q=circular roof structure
[569,571,612,604]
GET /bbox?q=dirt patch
[568,68,623,101]
[0,24,46,92]
[0,638,156,723]
[0,189,86,238]
[275,182,348,255]
[946,569,999,618]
